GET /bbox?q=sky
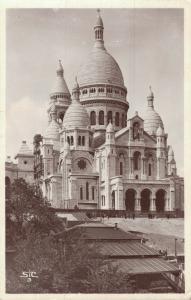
[6,8,184,175]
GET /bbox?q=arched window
[115,112,119,126]
[90,111,96,125]
[82,136,85,146]
[90,88,96,93]
[70,136,74,145]
[120,162,123,175]
[80,187,83,200]
[67,136,70,145]
[78,136,81,146]
[98,87,104,93]
[149,163,152,176]
[134,151,141,170]
[86,182,89,200]
[99,111,104,125]
[107,111,112,124]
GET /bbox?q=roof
[144,107,164,136]
[92,133,106,148]
[156,125,164,136]
[62,97,90,130]
[15,141,33,157]
[67,225,141,241]
[57,211,91,222]
[78,47,124,88]
[111,258,180,275]
[100,241,159,257]
[44,119,60,140]
[50,61,70,96]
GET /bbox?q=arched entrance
[156,189,166,212]
[111,191,115,210]
[141,189,151,212]
[125,189,136,211]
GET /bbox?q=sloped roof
[100,241,159,257]
[110,258,179,275]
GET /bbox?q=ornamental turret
[144,86,164,137]
[48,60,71,124]
[61,78,93,152]
[168,146,177,176]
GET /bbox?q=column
[141,158,147,180]
[96,112,99,126]
[135,197,141,211]
[104,115,108,126]
[165,197,170,211]
[129,157,134,179]
[150,197,156,211]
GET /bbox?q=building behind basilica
[6,11,184,214]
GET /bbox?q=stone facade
[33,11,183,213]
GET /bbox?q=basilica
[30,12,183,213]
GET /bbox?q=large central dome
[77,11,125,89]
[78,47,124,88]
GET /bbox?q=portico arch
[156,189,166,212]
[125,189,136,211]
[141,189,151,212]
[111,191,115,210]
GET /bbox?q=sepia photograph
[4,6,186,296]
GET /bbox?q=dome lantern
[94,9,105,49]
[147,86,154,108]
[72,77,80,101]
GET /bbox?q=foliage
[6,178,134,293]
[6,178,63,246]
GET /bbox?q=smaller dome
[156,125,164,136]
[144,109,164,136]
[62,79,90,129]
[144,87,164,136]
[106,121,114,133]
[44,120,60,140]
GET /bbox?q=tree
[6,178,63,246]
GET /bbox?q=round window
[78,159,86,170]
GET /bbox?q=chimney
[114,223,118,230]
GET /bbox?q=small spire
[149,85,154,97]
[147,86,154,108]
[72,77,80,101]
[57,59,64,77]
